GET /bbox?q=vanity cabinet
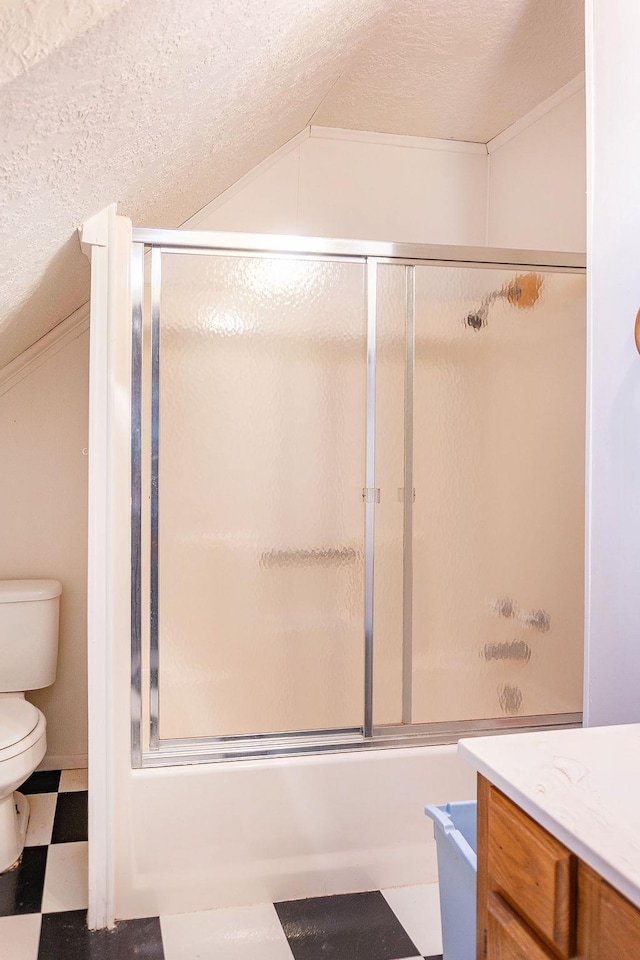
[477,775,640,960]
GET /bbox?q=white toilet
[0,579,61,872]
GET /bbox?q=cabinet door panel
[579,863,640,960]
[487,785,575,956]
[487,893,557,960]
[599,884,640,960]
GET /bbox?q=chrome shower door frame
[130,229,585,769]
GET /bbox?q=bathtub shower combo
[128,231,586,769]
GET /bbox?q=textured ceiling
[313,0,584,141]
[0,0,130,87]
[0,0,388,368]
[0,0,584,369]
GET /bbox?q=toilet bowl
[0,698,47,871]
[0,579,60,874]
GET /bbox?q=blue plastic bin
[425,801,477,960]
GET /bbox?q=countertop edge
[458,739,640,912]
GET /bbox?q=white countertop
[459,723,640,909]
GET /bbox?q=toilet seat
[0,699,44,763]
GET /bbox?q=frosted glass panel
[411,267,586,723]
[157,253,366,739]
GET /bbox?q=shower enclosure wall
[130,231,586,767]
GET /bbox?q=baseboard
[38,754,88,772]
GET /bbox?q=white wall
[584,1,640,725]
[190,127,489,245]
[192,109,586,255]
[0,325,89,768]
[487,80,586,253]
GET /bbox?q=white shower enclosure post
[81,204,133,929]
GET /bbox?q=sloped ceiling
[313,0,584,141]
[0,0,389,368]
[0,0,131,86]
[0,0,584,370]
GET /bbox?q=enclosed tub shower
[87,219,585,921]
[130,232,585,767]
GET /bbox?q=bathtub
[112,743,477,920]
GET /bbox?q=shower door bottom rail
[137,712,582,767]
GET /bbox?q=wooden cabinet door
[578,863,640,960]
[477,775,576,959]
[487,785,575,954]
[487,893,557,960]
[478,778,640,960]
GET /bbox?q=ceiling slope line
[180,127,311,230]
[0,301,89,399]
[310,125,487,154]
[487,72,585,154]
[307,3,392,130]
[307,60,355,129]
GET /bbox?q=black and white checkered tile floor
[0,770,443,960]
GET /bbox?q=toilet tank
[0,580,62,691]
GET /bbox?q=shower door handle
[260,547,358,566]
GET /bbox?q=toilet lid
[0,699,40,750]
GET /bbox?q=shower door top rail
[132,228,586,271]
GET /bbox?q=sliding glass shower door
[154,252,368,741]
[131,231,586,766]
[372,264,585,729]
[411,266,585,724]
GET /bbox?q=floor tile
[275,891,419,960]
[0,846,47,916]
[59,769,89,793]
[39,909,165,959]
[106,914,165,959]
[161,902,292,960]
[19,770,61,795]
[52,791,88,844]
[381,884,443,958]
[41,841,88,914]
[0,912,42,959]
[25,793,57,847]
